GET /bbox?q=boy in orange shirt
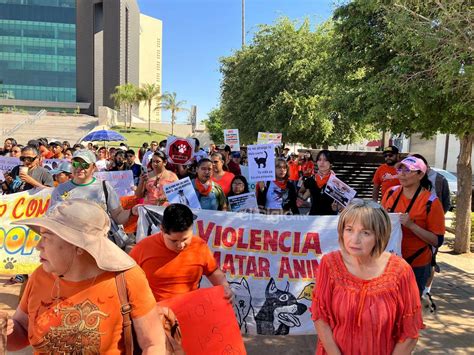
[130,203,233,302]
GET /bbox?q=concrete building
[76,0,140,116]
[138,14,162,122]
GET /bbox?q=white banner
[137,207,402,335]
[164,177,201,209]
[224,129,241,152]
[247,144,275,182]
[94,170,135,197]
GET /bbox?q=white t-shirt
[265,181,283,209]
[95,159,109,172]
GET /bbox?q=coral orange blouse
[311,251,423,355]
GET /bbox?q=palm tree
[157,92,188,136]
[111,83,139,130]
[138,83,161,133]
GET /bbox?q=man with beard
[372,145,401,202]
[110,150,127,171]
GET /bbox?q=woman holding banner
[5,199,165,353]
[299,150,339,215]
[135,150,178,206]
[256,158,299,215]
[311,199,423,355]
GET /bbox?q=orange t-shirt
[19,265,156,354]
[373,164,400,197]
[382,188,445,267]
[301,161,315,177]
[130,233,218,302]
[288,160,300,181]
[212,171,235,196]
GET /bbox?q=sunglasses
[396,167,418,174]
[350,198,383,209]
[72,161,91,169]
[19,156,37,163]
[383,153,395,158]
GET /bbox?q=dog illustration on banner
[255,278,307,335]
[230,278,255,334]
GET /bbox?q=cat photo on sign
[247,144,275,182]
[254,151,268,169]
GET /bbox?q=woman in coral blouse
[311,199,423,355]
[135,150,178,206]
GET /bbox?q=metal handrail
[1,109,47,138]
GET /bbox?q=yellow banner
[0,188,51,275]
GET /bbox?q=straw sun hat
[16,199,136,272]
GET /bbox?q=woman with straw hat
[5,199,165,354]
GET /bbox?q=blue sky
[137,0,335,123]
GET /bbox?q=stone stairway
[0,113,99,145]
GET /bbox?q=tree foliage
[156,92,188,136]
[138,83,161,133]
[203,107,224,143]
[219,18,377,146]
[110,83,140,129]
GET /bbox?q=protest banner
[228,192,258,212]
[0,188,52,275]
[159,286,245,354]
[94,170,134,197]
[224,129,240,152]
[166,136,195,165]
[164,177,201,209]
[247,144,275,182]
[257,132,282,145]
[42,159,68,172]
[137,207,403,335]
[0,156,20,181]
[324,174,357,207]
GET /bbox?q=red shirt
[288,160,300,181]
[212,171,235,196]
[301,160,314,177]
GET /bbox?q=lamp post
[242,0,245,48]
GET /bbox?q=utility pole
[242,0,245,48]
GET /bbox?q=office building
[138,14,162,122]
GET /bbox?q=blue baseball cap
[50,162,72,175]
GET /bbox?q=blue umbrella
[81,129,126,142]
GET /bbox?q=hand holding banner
[159,286,245,355]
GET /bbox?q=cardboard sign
[247,144,275,182]
[227,192,258,212]
[164,177,201,209]
[42,159,68,172]
[224,129,240,152]
[0,156,20,181]
[324,174,357,207]
[94,170,135,197]
[257,132,282,145]
[166,136,195,165]
[159,286,245,354]
[137,207,403,335]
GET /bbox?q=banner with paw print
[0,188,52,274]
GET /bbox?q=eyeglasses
[72,161,91,169]
[19,156,37,163]
[232,182,244,186]
[350,198,383,209]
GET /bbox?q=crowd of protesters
[0,135,451,354]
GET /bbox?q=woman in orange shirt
[382,156,445,296]
[6,199,165,354]
[311,199,423,355]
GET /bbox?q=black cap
[383,145,399,154]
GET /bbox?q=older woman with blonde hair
[5,199,165,354]
[311,199,423,355]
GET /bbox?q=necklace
[51,274,99,314]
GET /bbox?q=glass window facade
[0,0,76,102]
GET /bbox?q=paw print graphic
[177,144,187,154]
[3,257,17,270]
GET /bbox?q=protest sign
[224,129,240,152]
[324,174,357,207]
[247,144,275,182]
[94,170,135,197]
[257,132,282,145]
[159,286,245,354]
[166,136,195,165]
[0,188,52,275]
[164,177,201,209]
[228,192,258,212]
[42,159,68,172]
[137,207,403,335]
[0,156,20,181]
